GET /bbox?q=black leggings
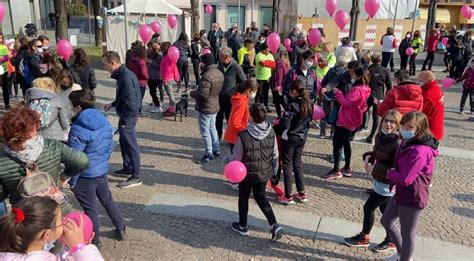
[400,54,409,70]
[147,79,164,107]
[450,59,464,79]
[443,52,450,69]
[409,53,418,75]
[192,58,200,86]
[272,90,283,118]
[256,80,270,107]
[365,96,380,139]
[238,180,277,227]
[216,99,231,140]
[177,59,189,90]
[460,89,474,113]
[332,125,352,170]
[9,72,19,97]
[362,191,391,238]
[422,51,435,71]
[282,140,306,198]
[1,73,9,107]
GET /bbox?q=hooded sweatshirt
[231,120,279,184]
[388,137,439,209]
[25,87,70,140]
[334,84,371,131]
[223,93,250,145]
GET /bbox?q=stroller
[24,23,38,37]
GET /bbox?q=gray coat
[190,64,224,114]
[25,88,70,140]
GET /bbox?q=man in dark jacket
[217,47,246,140]
[365,53,392,143]
[190,53,225,164]
[208,23,225,63]
[103,51,142,189]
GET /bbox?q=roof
[109,0,183,15]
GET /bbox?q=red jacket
[426,33,439,52]
[422,80,444,141]
[127,54,149,87]
[378,82,423,117]
[224,93,250,145]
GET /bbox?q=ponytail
[289,80,310,117]
[235,78,259,95]
[0,197,58,253]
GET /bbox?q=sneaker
[115,226,127,241]
[272,185,284,197]
[271,224,283,241]
[322,169,343,180]
[373,238,396,253]
[341,168,352,177]
[117,178,142,189]
[366,136,373,144]
[229,183,239,190]
[343,233,370,247]
[113,169,132,178]
[294,192,308,203]
[231,222,249,236]
[278,195,296,205]
[385,253,400,261]
[460,110,464,115]
[196,154,214,164]
[150,106,163,113]
[319,133,326,139]
[213,151,221,158]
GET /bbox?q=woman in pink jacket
[160,42,180,117]
[270,49,290,119]
[127,45,149,116]
[322,67,371,180]
[0,197,104,260]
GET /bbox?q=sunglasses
[36,45,43,48]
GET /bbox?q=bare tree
[425,0,437,44]
[272,0,282,32]
[190,0,200,35]
[92,0,102,46]
[349,0,360,41]
[54,0,68,40]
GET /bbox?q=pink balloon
[312,105,326,121]
[201,48,211,55]
[286,46,293,52]
[139,25,153,44]
[205,4,213,15]
[334,10,349,30]
[57,40,73,60]
[441,78,455,88]
[168,46,180,63]
[167,15,178,29]
[406,47,414,56]
[0,3,4,22]
[284,38,291,48]
[150,21,161,33]
[326,0,337,17]
[308,28,321,47]
[267,33,281,54]
[364,0,380,18]
[224,161,247,183]
[61,212,93,243]
[441,37,448,46]
[461,4,473,20]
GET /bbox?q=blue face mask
[400,130,416,139]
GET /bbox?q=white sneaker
[150,106,163,113]
[229,183,239,190]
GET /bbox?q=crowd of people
[0,20,472,261]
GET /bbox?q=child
[68,90,126,246]
[409,30,423,76]
[270,49,290,118]
[160,42,180,117]
[322,67,371,180]
[381,111,439,261]
[322,42,336,68]
[317,56,332,139]
[344,109,402,253]
[316,56,330,81]
[278,80,312,205]
[449,35,465,80]
[230,103,283,242]
[0,196,104,260]
[458,59,474,114]
[352,42,363,62]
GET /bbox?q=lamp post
[123,0,129,52]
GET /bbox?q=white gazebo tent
[106,0,191,62]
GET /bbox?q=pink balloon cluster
[139,25,153,44]
[57,40,73,60]
[266,33,281,54]
[461,4,473,20]
[364,0,380,18]
[224,161,247,183]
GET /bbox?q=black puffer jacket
[279,97,311,143]
[190,64,224,114]
[363,132,400,184]
[69,64,97,90]
[218,60,246,101]
[368,64,392,100]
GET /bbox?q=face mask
[381,128,391,135]
[43,240,56,251]
[304,61,313,69]
[351,79,356,84]
[318,64,325,69]
[400,129,416,140]
[259,40,265,44]
[202,33,207,38]
[44,45,49,50]
[406,35,411,38]
[36,47,43,54]
[250,92,257,99]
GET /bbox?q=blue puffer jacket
[67,109,113,186]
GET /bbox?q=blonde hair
[379,109,402,134]
[322,42,333,53]
[32,77,60,93]
[352,43,362,53]
[400,111,432,140]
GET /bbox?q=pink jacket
[334,84,371,131]
[0,244,104,261]
[160,55,180,85]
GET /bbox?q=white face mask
[250,92,257,99]
[44,45,49,50]
[36,47,44,54]
[43,240,56,251]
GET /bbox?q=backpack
[29,98,52,129]
[19,59,34,86]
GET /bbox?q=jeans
[422,51,435,70]
[1,73,9,107]
[238,180,277,227]
[198,112,220,156]
[409,53,418,75]
[118,114,141,179]
[282,139,306,198]
[216,99,231,140]
[177,59,189,90]
[381,197,422,261]
[192,58,200,86]
[332,125,352,170]
[139,87,146,113]
[362,191,392,237]
[381,52,394,70]
[460,89,474,112]
[148,79,164,107]
[72,174,125,244]
[256,80,270,107]
[400,54,409,70]
[164,83,176,112]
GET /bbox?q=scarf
[5,135,44,163]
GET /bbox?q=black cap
[201,53,215,66]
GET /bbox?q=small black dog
[174,93,189,122]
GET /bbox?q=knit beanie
[201,53,215,66]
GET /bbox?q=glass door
[260,6,272,30]
[227,5,246,31]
